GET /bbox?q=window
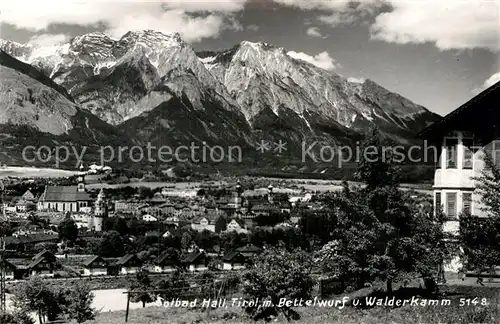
[446,192,457,218]
[463,192,472,215]
[445,138,458,168]
[435,192,442,216]
[462,139,473,169]
[484,140,500,170]
[436,148,442,169]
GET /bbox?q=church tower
[234,181,243,210]
[77,163,86,193]
[93,189,108,232]
[267,184,274,204]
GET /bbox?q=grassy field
[86,178,432,194]
[88,285,500,324]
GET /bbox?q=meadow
[87,284,500,324]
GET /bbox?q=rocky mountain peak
[118,30,184,51]
[0,39,34,61]
[0,31,440,148]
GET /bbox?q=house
[114,201,142,214]
[71,213,92,228]
[420,80,500,223]
[28,250,57,277]
[419,80,500,272]
[15,190,37,212]
[150,192,167,204]
[182,251,208,272]
[159,203,176,216]
[115,254,143,275]
[289,193,313,206]
[251,204,280,217]
[142,214,158,222]
[82,255,109,276]
[152,252,179,273]
[276,201,292,214]
[0,258,17,280]
[5,234,59,253]
[15,199,36,213]
[225,219,248,234]
[236,244,263,258]
[290,210,301,224]
[12,226,57,237]
[221,251,248,271]
[22,190,36,201]
[191,216,216,232]
[165,215,180,225]
[38,173,92,212]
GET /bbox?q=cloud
[484,72,500,88]
[274,0,383,22]
[474,72,500,94]
[287,51,340,70]
[29,33,70,47]
[246,24,260,32]
[272,0,380,11]
[348,77,366,84]
[306,27,325,38]
[161,0,247,12]
[0,0,247,43]
[370,1,500,52]
[274,0,500,52]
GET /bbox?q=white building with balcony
[420,80,500,272]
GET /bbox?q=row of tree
[4,277,95,324]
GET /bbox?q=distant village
[0,163,330,282]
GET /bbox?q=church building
[37,167,92,212]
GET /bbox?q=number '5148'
[459,297,488,306]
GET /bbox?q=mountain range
[0,30,440,173]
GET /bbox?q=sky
[0,0,499,116]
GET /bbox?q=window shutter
[435,192,441,216]
[446,192,457,218]
[462,192,472,215]
[463,139,473,169]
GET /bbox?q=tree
[314,191,379,291]
[97,230,125,257]
[409,204,453,292]
[195,271,216,299]
[215,216,227,233]
[28,214,48,228]
[138,186,154,200]
[104,217,130,236]
[355,127,420,292]
[113,217,130,236]
[0,221,12,236]
[254,211,288,227]
[242,247,315,321]
[180,232,192,251]
[460,152,500,276]
[58,216,78,242]
[130,269,156,308]
[33,242,58,254]
[12,277,66,324]
[220,231,248,251]
[194,230,218,251]
[63,281,96,323]
[12,278,95,324]
[316,127,451,293]
[0,312,35,324]
[157,270,190,302]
